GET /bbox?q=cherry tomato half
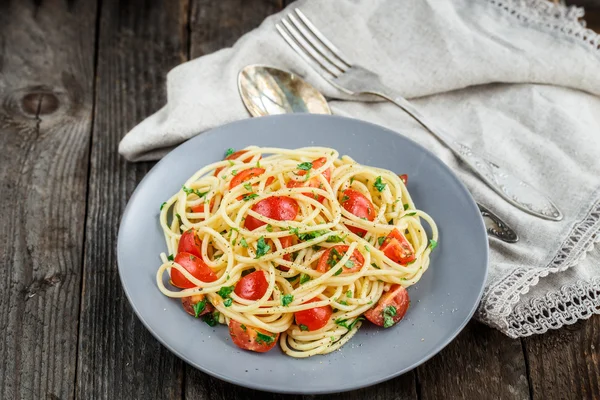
[341,189,376,237]
[190,198,216,215]
[171,252,218,289]
[214,150,255,176]
[295,298,332,331]
[181,294,214,317]
[234,270,269,300]
[316,245,364,274]
[364,284,410,328]
[230,168,266,190]
[380,228,415,265]
[244,196,299,231]
[229,319,279,353]
[399,174,408,185]
[287,157,332,203]
[177,228,203,258]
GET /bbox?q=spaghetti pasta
[156,146,438,358]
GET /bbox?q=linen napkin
[118,0,600,338]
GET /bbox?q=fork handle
[377,91,562,221]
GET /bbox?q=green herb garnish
[202,311,219,327]
[383,305,397,328]
[225,148,235,157]
[167,254,174,261]
[429,239,438,251]
[403,203,409,210]
[326,235,346,243]
[288,226,299,236]
[344,260,355,269]
[243,183,253,191]
[243,193,259,201]
[217,286,234,299]
[281,294,294,306]
[240,324,247,331]
[255,236,271,258]
[297,230,329,241]
[297,161,313,171]
[371,263,380,269]
[266,224,273,232]
[182,185,208,198]
[346,290,353,298]
[192,299,206,317]
[335,317,364,330]
[327,248,343,268]
[333,268,343,276]
[255,332,275,345]
[341,195,350,202]
[223,298,233,307]
[378,237,385,246]
[299,324,309,331]
[239,237,248,248]
[405,212,417,216]
[160,202,167,210]
[300,273,311,285]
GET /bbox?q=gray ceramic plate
[117,114,488,394]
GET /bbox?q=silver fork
[276,9,562,221]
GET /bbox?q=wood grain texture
[525,315,600,400]
[0,0,97,399]
[75,0,189,398]
[417,321,530,400]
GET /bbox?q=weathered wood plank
[417,321,530,400]
[75,0,189,398]
[525,315,600,400]
[0,0,97,399]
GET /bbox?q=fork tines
[276,9,352,79]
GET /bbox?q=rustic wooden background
[1,1,599,399]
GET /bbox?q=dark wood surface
[0,1,598,399]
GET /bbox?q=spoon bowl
[238,65,330,117]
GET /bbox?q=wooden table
[1,1,598,399]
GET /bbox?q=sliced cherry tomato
[295,298,332,331]
[181,294,214,317]
[287,157,332,203]
[277,235,295,271]
[234,270,269,300]
[341,189,376,237]
[399,174,408,185]
[177,228,203,258]
[380,228,415,265]
[171,252,218,289]
[364,284,410,328]
[244,196,299,231]
[214,150,255,176]
[230,168,266,189]
[229,319,279,353]
[190,198,216,215]
[316,245,364,274]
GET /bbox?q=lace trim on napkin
[477,198,600,337]
[488,0,600,51]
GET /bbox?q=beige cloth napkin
[119,0,600,338]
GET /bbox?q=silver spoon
[238,64,518,243]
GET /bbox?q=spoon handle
[477,203,519,243]
[376,90,562,221]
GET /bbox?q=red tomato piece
[287,157,332,203]
[399,174,408,185]
[364,284,410,328]
[234,270,269,300]
[341,189,376,237]
[190,198,216,215]
[277,235,295,271]
[214,150,255,176]
[244,196,299,231]
[230,168,266,190]
[171,252,218,289]
[177,228,202,258]
[181,294,214,317]
[295,298,333,331]
[380,228,416,265]
[229,319,279,353]
[316,245,364,274]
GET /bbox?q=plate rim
[117,114,489,394]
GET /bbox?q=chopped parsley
[374,176,386,192]
[299,273,311,285]
[344,260,355,269]
[202,311,219,327]
[239,237,248,248]
[371,262,380,269]
[217,286,234,299]
[225,148,235,157]
[341,195,350,203]
[350,177,355,184]
[299,324,309,331]
[231,170,238,176]
[243,183,253,191]
[288,226,300,236]
[405,212,417,216]
[383,305,397,328]
[429,239,438,251]
[333,268,343,276]
[223,298,233,307]
[365,245,370,252]
[327,248,343,268]
[167,254,174,261]
[255,332,275,345]
[346,290,353,298]
[175,213,183,224]
[243,193,259,201]
[228,160,235,166]
[240,324,247,331]
[378,237,385,246]
[297,161,313,171]
[192,299,206,317]
[312,245,322,251]
[403,203,409,210]
[266,224,273,232]
[160,202,167,210]
[335,317,364,330]
[297,230,329,241]
[281,294,294,306]
[255,236,271,258]
[182,185,208,198]
[326,234,346,243]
